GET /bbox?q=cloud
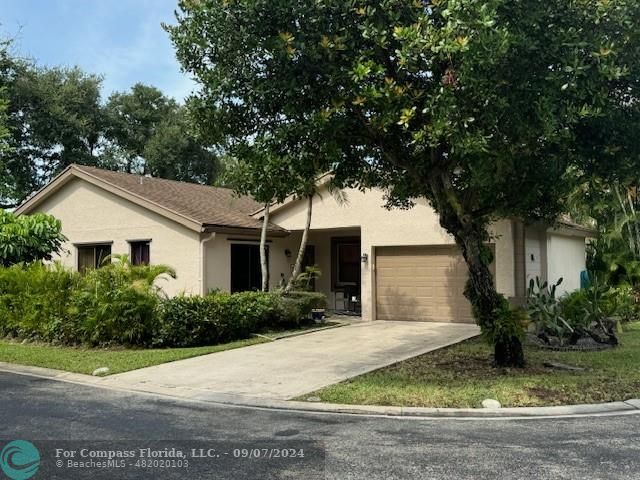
[68,0,197,102]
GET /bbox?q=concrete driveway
[102,321,479,401]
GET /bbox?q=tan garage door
[375,245,493,323]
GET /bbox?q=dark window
[332,238,361,287]
[231,244,267,293]
[77,244,112,272]
[130,241,151,266]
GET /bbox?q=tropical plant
[67,255,176,345]
[579,277,619,334]
[0,262,80,341]
[0,210,66,266]
[527,277,575,341]
[293,265,322,292]
[557,277,631,343]
[0,258,175,346]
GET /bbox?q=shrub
[0,210,66,266]
[0,257,174,346]
[283,291,328,318]
[559,282,640,328]
[557,289,593,330]
[155,290,319,347]
[605,285,640,323]
[483,297,528,346]
[0,259,325,348]
[0,262,79,341]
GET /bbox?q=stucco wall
[205,230,359,298]
[547,233,586,296]
[204,232,303,293]
[269,186,516,321]
[34,178,202,296]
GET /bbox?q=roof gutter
[203,225,290,238]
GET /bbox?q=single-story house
[16,164,593,323]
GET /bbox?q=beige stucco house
[16,164,592,323]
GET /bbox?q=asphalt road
[1,372,640,480]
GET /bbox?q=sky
[1,0,197,103]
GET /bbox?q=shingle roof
[71,165,284,232]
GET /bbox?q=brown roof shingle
[72,165,283,232]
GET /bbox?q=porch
[274,227,363,315]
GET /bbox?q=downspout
[200,231,216,295]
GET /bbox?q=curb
[2,362,640,420]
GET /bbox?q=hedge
[154,291,305,347]
[0,262,326,348]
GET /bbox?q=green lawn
[305,322,640,408]
[0,337,268,376]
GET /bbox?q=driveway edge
[2,362,639,419]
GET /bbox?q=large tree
[0,48,104,207]
[104,83,177,173]
[170,0,638,366]
[0,48,221,206]
[104,83,219,182]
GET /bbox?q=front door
[332,237,361,311]
[231,244,266,292]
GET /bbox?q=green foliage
[222,139,306,204]
[605,286,640,324]
[482,298,527,346]
[562,277,629,332]
[104,83,219,182]
[0,262,79,341]
[0,260,318,348]
[0,210,66,266]
[168,0,639,222]
[291,265,322,292]
[588,234,640,288]
[557,289,593,330]
[156,292,277,347]
[283,291,328,315]
[154,291,320,348]
[1,53,104,205]
[0,88,9,155]
[527,277,575,338]
[67,256,175,346]
[0,258,174,346]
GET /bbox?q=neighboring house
[16,164,593,323]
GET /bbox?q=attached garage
[375,245,494,323]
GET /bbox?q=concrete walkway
[101,321,479,401]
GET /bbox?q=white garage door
[375,245,494,323]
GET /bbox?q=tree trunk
[260,202,270,292]
[285,194,313,293]
[429,172,525,368]
[458,229,525,367]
